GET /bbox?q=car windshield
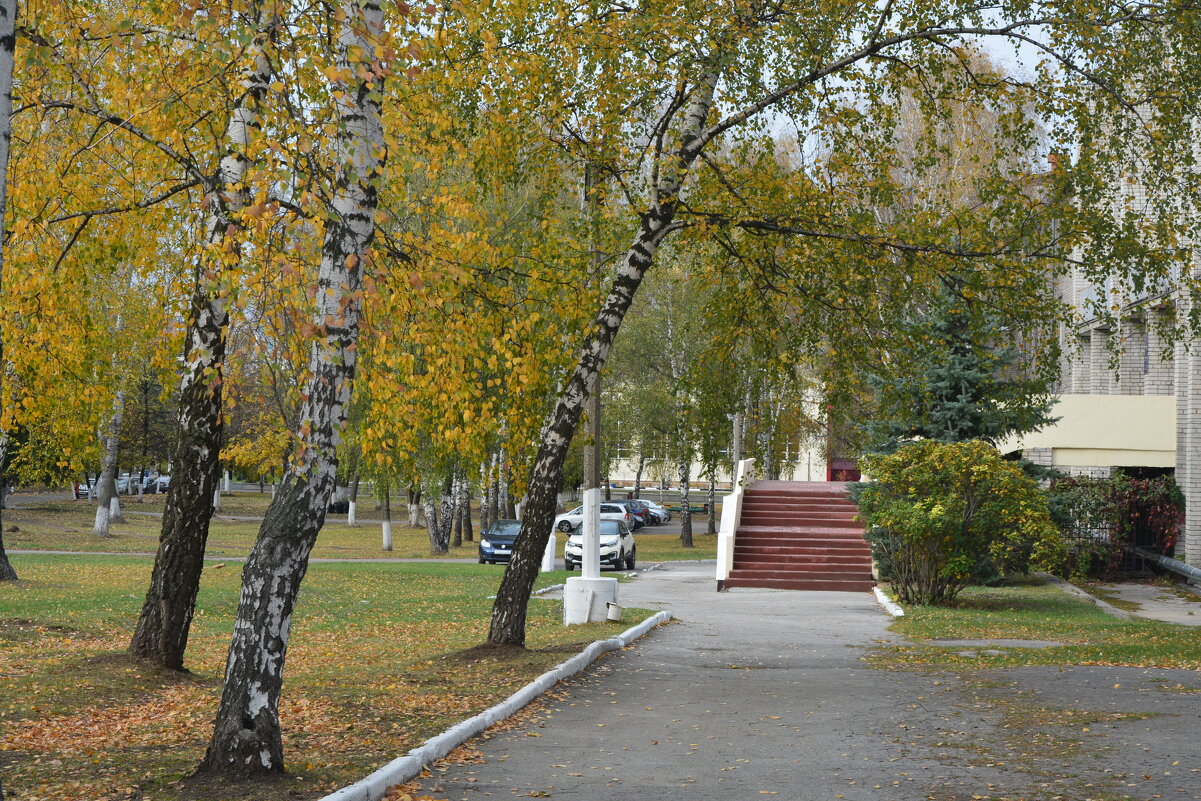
[570,520,623,536]
[489,520,521,537]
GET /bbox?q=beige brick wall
[1118,319,1145,394]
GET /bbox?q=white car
[554,503,633,533]
[564,519,636,571]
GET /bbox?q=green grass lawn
[872,576,1201,671]
[2,493,717,562]
[0,554,655,801]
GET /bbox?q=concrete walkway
[409,563,1201,801]
[411,564,910,800]
[1096,581,1201,625]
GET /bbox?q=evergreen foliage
[864,283,1058,454]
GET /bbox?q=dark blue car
[478,519,523,564]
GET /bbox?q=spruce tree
[865,284,1058,453]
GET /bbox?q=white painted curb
[873,586,904,617]
[320,610,675,801]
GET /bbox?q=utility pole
[564,163,617,624]
[582,374,601,578]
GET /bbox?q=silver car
[554,503,634,533]
[563,519,636,571]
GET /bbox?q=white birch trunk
[381,489,392,551]
[347,472,360,526]
[0,0,16,580]
[202,0,388,773]
[131,1,276,670]
[422,488,441,552]
[407,487,420,528]
[667,299,692,545]
[93,391,125,536]
[499,446,514,518]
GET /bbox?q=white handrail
[716,458,755,586]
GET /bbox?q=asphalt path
[407,563,1201,801]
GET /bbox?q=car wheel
[557,520,574,532]
[564,560,576,571]
[478,557,487,564]
[625,549,636,570]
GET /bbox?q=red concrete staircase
[723,480,874,592]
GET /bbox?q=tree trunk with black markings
[200,0,387,773]
[130,3,274,670]
[488,65,721,646]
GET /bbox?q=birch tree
[0,0,17,581]
[130,1,280,670]
[200,0,391,773]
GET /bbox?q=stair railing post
[716,457,755,589]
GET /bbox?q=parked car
[479,519,523,564]
[641,499,671,523]
[625,499,659,527]
[564,519,636,571]
[554,503,633,533]
[142,475,170,494]
[73,478,96,500]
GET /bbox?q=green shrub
[858,439,1066,605]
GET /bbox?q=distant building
[997,259,1201,565]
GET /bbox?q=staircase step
[729,566,872,579]
[734,540,867,552]
[724,576,875,592]
[734,551,871,565]
[739,507,859,520]
[733,562,871,574]
[736,525,865,539]
[736,539,869,551]
[738,515,862,528]
[742,496,857,506]
[730,554,874,566]
[747,480,852,494]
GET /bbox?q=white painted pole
[223,470,232,493]
[582,487,601,578]
[381,519,392,551]
[541,531,557,572]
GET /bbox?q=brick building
[998,261,1201,565]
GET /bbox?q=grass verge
[870,576,1201,671]
[3,494,716,563]
[0,554,655,801]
